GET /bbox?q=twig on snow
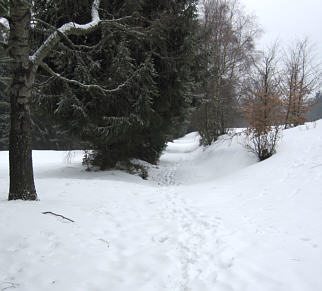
[42,211,75,222]
[311,163,322,169]
[98,238,110,247]
[0,282,19,290]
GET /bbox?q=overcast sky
[242,0,322,62]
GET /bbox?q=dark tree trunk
[8,1,37,200]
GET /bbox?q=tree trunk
[8,0,37,200]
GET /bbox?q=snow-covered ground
[0,121,321,291]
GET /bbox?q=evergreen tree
[32,0,199,168]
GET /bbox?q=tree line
[191,0,321,161]
[0,0,320,200]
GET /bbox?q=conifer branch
[0,40,7,49]
[107,22,145,37]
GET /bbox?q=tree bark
[8,0,37,200]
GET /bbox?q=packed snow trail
[151,133,240,291]
[0,121,322,291]
[153,163,218,291]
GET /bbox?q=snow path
[152,135,232,291]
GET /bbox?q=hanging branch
[40,61,140,94]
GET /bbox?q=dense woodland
[0,0,321,200]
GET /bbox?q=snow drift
[0,120,321,291]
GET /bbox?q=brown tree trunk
[8,1,37,200]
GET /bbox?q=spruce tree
[32,0,199,168]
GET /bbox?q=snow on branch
[32,17,102,51]
[30,0,135,67]
[30,0,101,66]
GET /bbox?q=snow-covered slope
[0,121,321,291]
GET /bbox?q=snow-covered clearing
[0,121,322,291]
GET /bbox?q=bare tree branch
[40,62,136,94]
[30,0,136,68]
[32,17,103,51]
[107,21,145,37]
[35,75,55,87]
[30,0,101,66]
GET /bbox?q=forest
[0,0,321,201]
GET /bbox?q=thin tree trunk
[8,0,37,200]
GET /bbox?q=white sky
[242,0,322,62]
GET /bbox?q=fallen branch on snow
[0,282,19,290]
[98,238,110,247]
[42,211,75,222]
[311,163,322,169]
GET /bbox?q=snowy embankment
[0,121,321,291]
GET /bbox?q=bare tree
[1,0,134,200]
[282,39,321,128]
[197,0,259,145]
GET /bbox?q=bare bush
[242,45,283,161]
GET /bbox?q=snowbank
[0,120,321,291]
